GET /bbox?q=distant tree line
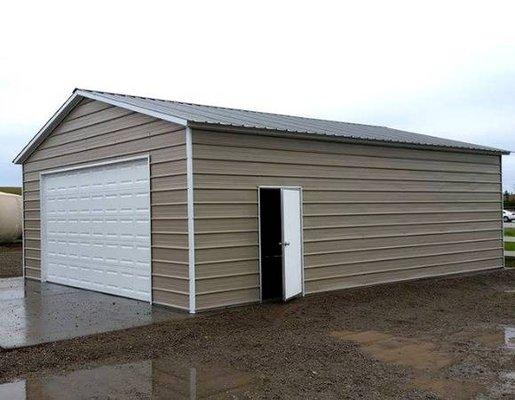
[0,187,22,196]
[504,191,515,209]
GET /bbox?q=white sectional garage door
[40,158,151,301]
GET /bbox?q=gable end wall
[22,98,190,310]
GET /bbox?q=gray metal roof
[76,89,507,154]
[12,89,509,164]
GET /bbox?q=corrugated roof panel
[77,89,507,154]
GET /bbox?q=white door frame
[39,154,152,302]
[257,186,305,302]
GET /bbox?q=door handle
[279,241,290,246]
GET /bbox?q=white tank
[0,192,22,243]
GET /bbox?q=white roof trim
[13,90,188,164]
[13,93,82,164]
[75,90,188,127]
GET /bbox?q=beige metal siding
[22,99,189,310]
[192,129,503,310]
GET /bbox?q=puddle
[330,330,452,371]
[476,326,515,351]
[504,326,515,350]
[0,278,25,300]
[331,329,515,399]
[0,358,255,399]
[330,330,484,398]
[479,372,515,399]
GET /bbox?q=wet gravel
[0,244,22,278]
[0,269,513,399]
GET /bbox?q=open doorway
[259,188,283,300]
[259,187,304,302]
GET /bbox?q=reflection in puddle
[475,325,515,352]
[0,278,187,349]
[0,278,24,300]
[504,326,515,350]
[0,358,254,399]
[0,380,25,400]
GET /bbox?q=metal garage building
[13,89,509,313]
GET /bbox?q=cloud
[0,122,37,185]
[0,0,514,190]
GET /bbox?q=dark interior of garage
[259,188,283,300]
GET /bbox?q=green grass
[504,228,515,237]
[0,187,21,195]
[504,242,515,251]
[505,257,515,268]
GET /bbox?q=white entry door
[40,157,151,301]
[281,188,303,300]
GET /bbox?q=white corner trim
[21,165,26,281]
[76,90,189,127]
[186,126,196,313]
[501,155,505,269]
[39,172,47,282]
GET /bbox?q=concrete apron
[0,278,187,349]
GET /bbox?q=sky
[1,0,514,190]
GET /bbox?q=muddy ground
[0,244,22,278]
[0,269,514,399]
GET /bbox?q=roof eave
[14,88,509,165]
[188,121,510,156]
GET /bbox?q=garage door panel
[41,158,151,302]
